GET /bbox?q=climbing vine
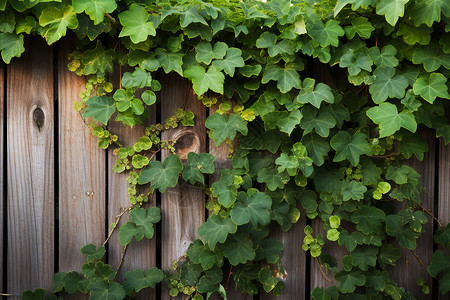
[2,0,450,299]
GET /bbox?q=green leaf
[412,45,450,72]
[296,79,334,108]
[185,65,224,96]
[118,207,161,246]
[351,206,386,235]
[0,32,24,63]
[118,4,156,44]
[413,73,450,103]
[330,132,372,166]
[339,49,373,76]
[386,165,420,185]
[257,168,289,191]
[255,238,284,264]
[223,237,255,265]
[39,5,78,45]
[385,214,420,249]
[123,268,164,294]
[53,271,80,294]
[256,32,296,57]
[311,286,339,300]
[262,64,301,93]
[397,23,432,45]
[341,180,367,201]
[368,45,398,68]
[22,289,46,300]
[409,0,450,27]
[277,109,303,135]
[83,96,116,125]
[195,42,227,64]
[437,125,450,145]
[155,48,184,75]
[80,244,105,262]
[376,0,409,26]
[138,155,182,192]
[198,214,237,250]
[141,90,156,106]
[0,11,15,33]
[81,41,115,75]
[378,244,401,268]
[346,17,374,39]
[258,268,278,293]
[301,133,330,166]
[212,180,237,208]
[335,270,366,293]
[89,281,126,300]
[338,230,364,252]
[307,19,345,47]
[212,47,245,76]
[369,67,409,103]
[366,102,417,138]
[350,246,378,271]
[182,152,215,184]
[205,113,247,146]
[230,191,272,228]
[398,133,429,160]
[121,68,152,89]
[72,0,117,25]
[428,251,450,294]
[300,106,336,138]
[180,6,208,28]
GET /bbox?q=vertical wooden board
[261,217,307,300]
[439,138,450,225]
[7,38,54,295]
[0,61,4,294]
[107,68,157,299]
[391,131,435,299]
[161,74,206,300]
[58,39,105,274]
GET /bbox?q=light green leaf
[256,32,296,57]
[118,4,156,44]
[72,0,117,25]
[83,96,116,125]
[413,73,450,103]
[369,67,409,103]
[89,281,126,300]
[257,168,289,191]
[212,181,237,208]
[212,47,245,76]
[138,155,183,192]
[296,79,334,108]
[397,23,432,45]
[342,180,367,201]
[0,32,24,63]
[118,207,161,245]
[368,45,398,68]
[141,90,156,106]
[183,152,215,184]
[230,191,272,228]
[185,65,224,96]
[39,4,78,45]
[195,42,227,64]
[123,268,164,294]
[277,109,302,135]
[300,106,336,138]
[376,0,409,26]
[412,45,450,72]
[205,113,247,146]
[155,48,183,75]
[180,6,208,28]
[122,68,152,89]
[262,64,301,93]
[308,19,345,47]
[409,0,450,27]
[330,131,372,166]
[198,214,237,250]
[366,102,417,137]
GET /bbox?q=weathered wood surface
[161,74,206,300]
[7,39,54,297]
[439,138,450,225]
[0,61,4,294]
[58,38,105,278]
[391,131,435,299]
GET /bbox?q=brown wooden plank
[391,130,435,299]
[0,60,4,294]
[58,38,106,277]
[107,67,157,299]
[7,38,54,296]
[161,74,206,300]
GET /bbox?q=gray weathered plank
[107,67,157,299]
[391,131,435,299]
[0,61,4,294]
[7,38,54,296]
[161,74,206,300]
[58,38,106,277]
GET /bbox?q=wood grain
[0,61,4,294]
[161,74,206,300]
[58,38,105,277]
[7,38,54,296]
[439,138,450,225]
[391,130,435,299]
[107,67,157,299]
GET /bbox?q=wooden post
[7,38,54,296]
[161,74,206,300]
[58,38,105,279]
[0,59,4,294]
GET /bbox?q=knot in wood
[173,130,200,159]
[32,107,45,131]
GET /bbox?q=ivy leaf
[345,17,374,39]
[223,237,255,265]
[138,155,183,192]
[412,45,450,72]
[205,113,247,146]
[428,251,450,294]
[437,125,450,145]
[89,281,126,300]
[198,214,237,251]
[386,165,419,185]
[122,68,152,89]
[81,41,115,75]
[335,270,366,293]
[311,286,339,300]
[409,0,450,27]
[123,268,164,294]
[351,206,386,235]
[258,268,278,293]
[338,230,364,252]
[257,168,289,191]
[378,244,401,268]
[195,42,227,64]
[398,133,429,160]
[72,0,117,25]
[375,0,409,26]
[0,11,14,33]
[53,271,80,294]
[369,67,409,103]
[301,133,330,166]
[0,32,24,63]
[277,109,302,135]
[262,64,301,93]
[255,238,284,264]
[118,207,161,246]
[80,244,105,263]
[366,102,417,138]
[330,132,372,166]
[155,48,184,75]
[39,5,78,45]
[368,45,399,68]
[83,96,116,125]
[212,180,237,208]
[385,214,420,249]
[296,79,334,108]
[397,23,432,45]
[256,32,296,57]
[182,152,215,185]
[339,49,373,76]
[413,73,450,103]
[307,19,345,47]
[180,6,208,28]
[185,65,224,96]
[22,289,47,300]
[212,47,245,76]
[230,191,272,228]
[350,246,378,271]
[300,106,336,138]
[118,4,156,44]
[341,180,367,201]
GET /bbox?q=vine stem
[370,152,399,158]
[102,204,132,247]
[314,257,335,286]
[116,244,129,274]
[225,265,233,291]
[105,12,120,29]
[410,249,428,271]
[418,204,442,227]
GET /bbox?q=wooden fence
[0,38,449,300]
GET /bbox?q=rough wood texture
[0,61,4,294]
[439,138,450,225]
[7,38,54,296]
[107,67,157,299]
[161,74,206,300]
[391,130,435,299]
[58,38,105,276]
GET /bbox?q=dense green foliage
[3,0,450,299]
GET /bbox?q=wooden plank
[58,38,106,276]
[7,38,54,295]
[107,68,157,299]
[439,138,450,225]
[0,60,4,295]
[161,74,206,300]
[391,131,435,299]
